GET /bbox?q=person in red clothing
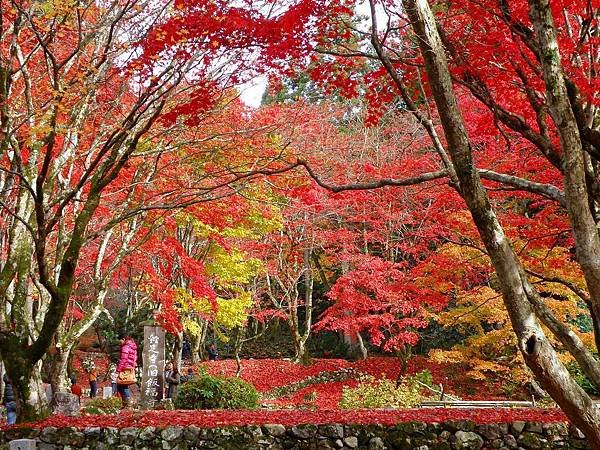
[116,333,138,407]
[70,378,82,404]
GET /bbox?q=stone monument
[140,325,165,409]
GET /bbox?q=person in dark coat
[164,362,180,399]
[2,374,16,425]
[182,339,191,360]
[181,367,194,383]
[207,344,218,361]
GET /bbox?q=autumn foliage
[2,0,600,438]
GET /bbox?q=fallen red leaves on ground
[6,356,570,430]
[198,356,505,408]
[199,358,353,392]
[264,380,360,409]
[15,408,567,430]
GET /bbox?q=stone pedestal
[52,391,80,416]
[9,438,36,449]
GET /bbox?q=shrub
[174,373,259,410]
[566,361,600,396]
[83,396,122,415]
[412,369,433,387]
[339,372,431,409]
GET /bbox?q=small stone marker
[52,391,80,416]
[9,439,36,449]
[102,386,113,399]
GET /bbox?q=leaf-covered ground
[7,355,568,430]
[68,354,521,408]
[199,356,510,409]
[21,408,567,430]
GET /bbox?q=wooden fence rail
[419,400,536,408]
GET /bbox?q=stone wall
[0,420,590,449]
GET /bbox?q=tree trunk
[173,331,183,370]
[234,327,244,377]
[28,362,49,416]
[300,247,314,363]
[401,0,600,441]
[190,329,202,364]
[356,333,368,360]
[288,290,305,363]
[524,280,600,389]
[3,352,43,423]
[293,337,307,365]
[49,346,72,394]
[339,260,363,358]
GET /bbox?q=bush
[412,369,433,387]
[339,372,431,409]
[567,361,600,396]
[174,372,259,410]
[83,396,122,415]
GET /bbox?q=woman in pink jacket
[116,335,137,407]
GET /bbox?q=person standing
[2,374,16,425]
[182,339,191,360]
[116,334,138,408]
[109,365,118,395]
[87,365,98,398]
[163,362,172,398]
[70,378,82,405]
[164,362,180,399]
[207,343,218,361]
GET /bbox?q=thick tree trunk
[3,352,41,423]
[401,0,600,441]
[48,299,109,394]
[49,344,74,394]
[293,337,307,365]
[28,362,49,416]
[288,289,305,363]
[337,260,366,359]
[289,310,302,362]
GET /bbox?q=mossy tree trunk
[49,342,76,394]
[3,349,38,423]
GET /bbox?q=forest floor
[4,353,566,429]
[71,352,525,410]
